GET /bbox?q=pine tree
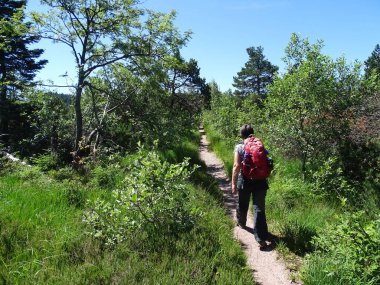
[233,46,278,98]
[364,44,380,80]
[0,0,47,144]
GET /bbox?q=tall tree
[164,56,208,110]
[232,46,278,98]
[265,35,363,173]
[32,0,190,159]
[0,0,47,144]
[364,44,380,80]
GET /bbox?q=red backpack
[242,137,271,180]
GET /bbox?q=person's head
[240,124,254,139]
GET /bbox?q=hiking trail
[199,127,300,285]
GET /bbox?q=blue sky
[27,0,380,92]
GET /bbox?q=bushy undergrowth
[302,211,380,285]
[84,145,201,248]
[0,135,253,284]
[312,156,356,200]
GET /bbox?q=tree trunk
[74,72,85,152]
[50,124,58,154]
[0,84,9,145]
[75,86,83,150]
[72,76,85,169]
[0,51,9,145]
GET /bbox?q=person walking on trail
[231,124,271,249]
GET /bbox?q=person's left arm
[231,150,241,195]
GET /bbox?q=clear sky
[27,0,380,93]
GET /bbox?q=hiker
[231,124,270,249]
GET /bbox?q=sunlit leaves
[308,211,380,284]
[84,146,201,247]
[265,34,364,170]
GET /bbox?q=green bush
[312,156,356,202]
[0,155,11,174]
[17,165,42,180]
[32,153,61,171]
[49,166,75,181]
[84,146,202,248]
[62,182,86,208]
[91,164,121,190]
[302,211,380,285]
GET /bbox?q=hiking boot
[266,233,277,243]
[237,222,246,229]
[258,240,267,250]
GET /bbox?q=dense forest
[1,0,379,284]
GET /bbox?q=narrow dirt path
[199,128,297,285]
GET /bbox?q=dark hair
[240,124,254,139]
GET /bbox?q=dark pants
[236,178,269,242]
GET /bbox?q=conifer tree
[364,44,380,80]
[233,46,278,98]
[0,0,47,144]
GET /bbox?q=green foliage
[0,172,86,284]
[266,34,363,172]
[203,123,236,178]
[27,90,73,157]
[0,152,253,284]
[164,56,208,96]
[81,61,202,155]
[302,211,380,285]
[0,0,47,87]
[279,220,316,255]
[203,82,240,141]
[62,182,86,208]
[0,0,47,149]
[312,156,356,202]
[364,44,380,81]
[48,166,75,181]
[267,161,336,257]
[237,94,267,133]
[84,146,201,247]
[32,0,193,152]
[31,153,61,171]
[233,46,278,98]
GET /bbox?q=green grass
[300,255,361,285]
[160,130,201,165]
[267,168,336,256]
[203,125,236,178]
[0,173,86,284]
[0,131,254,284]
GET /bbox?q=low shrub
[312,156,357,203]
[32,153,61,171]
[84,145,202,248]
[302,211,380,285]
[63,182,86,208]
[49,166,75,181]
[17,165,42,180]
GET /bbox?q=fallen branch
[1,151,32,167]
